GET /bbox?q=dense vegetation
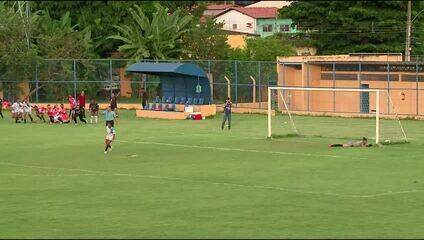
[1,0,423,77]
[279,0,424,55]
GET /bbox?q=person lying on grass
[329,137,372,148]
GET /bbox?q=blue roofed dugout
[126,62,211,104]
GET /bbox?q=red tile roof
[216,7,279,19]
[206,4,234,10]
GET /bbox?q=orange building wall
[227,34,247,49]
[277,60,424,116]
[119,68,132,98]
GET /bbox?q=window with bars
[262,24,273,32]
[280,24,290,32]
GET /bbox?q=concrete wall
[277,54,404,63]
[276,59,424,116]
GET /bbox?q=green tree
[0,2,38,98]
[279,1,422,55]
[37,11,92,58]
[182,17,231,60]
[108,3,193,60]
[411,1,424,57]
[35,10,95,101]
[31,1,156,57]
[228,36,296,61]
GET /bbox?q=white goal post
[267,87,408,144]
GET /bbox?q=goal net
[267,87,408,144]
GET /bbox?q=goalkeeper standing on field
[221,97,232,130]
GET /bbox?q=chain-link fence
[279,61,424,116]
[0,59,277,109]
[2,58,424,116]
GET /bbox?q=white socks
[90,116,98,124]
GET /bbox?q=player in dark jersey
[0,97,3,119]
[329,137,372,148]
[72,105,87,124]
[221,97,232,130]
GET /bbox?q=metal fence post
[387,62,390,114]
[35,63,39,103]
[359,62,361,114]
[234,60,238,107]
[307,63,310,112]
[258,61,261,109]
[109,59,113,96]
[73,60,77,98]
[333,63,336,112]
[416,60,419,115]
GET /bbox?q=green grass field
[1,110,424,238]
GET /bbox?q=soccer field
[1,110,424,238]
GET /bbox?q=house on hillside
[245,0,291,8]
[214,7,296,38]
[203,4,234,17]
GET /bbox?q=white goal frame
[267,87,395,144]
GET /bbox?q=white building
[214,7,279,35]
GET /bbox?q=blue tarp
[126,62,211,103]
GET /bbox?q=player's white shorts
[106,134,114,141]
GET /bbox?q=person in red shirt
[46,104,55,123]
[33,105,46,123]
[52,104,64,123]
[77,91,86,118]
[68,95,76,119]
[59,104,70,123]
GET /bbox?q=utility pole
[405,0,412,61]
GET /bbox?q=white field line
[0,161,422,199]
[0,173,98,177]
[116,139,348,159]
[0,162,105,174]
[164,131,319,143]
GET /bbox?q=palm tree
[108,3,193,60]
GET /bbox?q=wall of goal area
[277,55,424,117]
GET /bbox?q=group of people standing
[0,91,119,126]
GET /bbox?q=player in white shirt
[11,99,23,123]
[104,122,116,154]
[22,99,34,123]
